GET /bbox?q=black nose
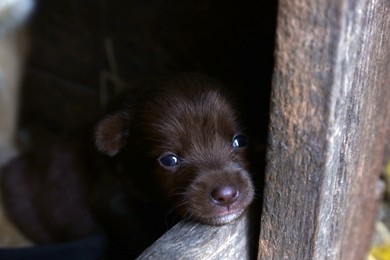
[211,185,239,206]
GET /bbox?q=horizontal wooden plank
[137,209,258,259]
[258,0,390,259]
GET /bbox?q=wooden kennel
[0,0,389,259]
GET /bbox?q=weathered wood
[258,0,390,259]
[137,210,258,260]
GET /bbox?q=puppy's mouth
[180,182,254,226]
[183,199,249,226]
[208,207,246,225]
[206,185,247,225]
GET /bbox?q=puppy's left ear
[95,111,128,157]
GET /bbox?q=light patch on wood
[0,0,31,166]
[0,0,34,247]
[137,212,255,259]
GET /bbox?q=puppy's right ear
[95,111,128,157]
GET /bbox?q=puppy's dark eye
[232,135,247,148]
[158,154,180,167]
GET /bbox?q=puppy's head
[95,75,254,225]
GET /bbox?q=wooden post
[258,0,390,259]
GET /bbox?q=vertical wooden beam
[258,0,390,259]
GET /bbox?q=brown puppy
[96,74,254,225]
[1,74,254,256]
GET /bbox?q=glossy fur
[96,74,255,225]
[1,74,254,257]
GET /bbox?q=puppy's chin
[201,208,246,226]
[178,199,250,226]
[173,170,255,226]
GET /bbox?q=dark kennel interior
[21,0,277,148]
[10,0,278,258]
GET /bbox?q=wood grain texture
[258,0,390,259]
[137,210,258,260]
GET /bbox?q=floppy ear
[95,111,128,157]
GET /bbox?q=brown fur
[1,74,254,257]
[96,74,255,225]
[1,134,99,243]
